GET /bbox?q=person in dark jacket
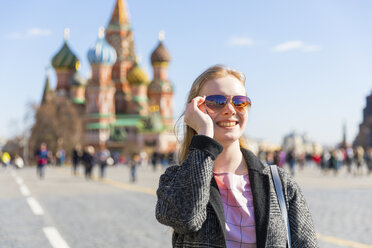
[72,144,82,176]
[82,146,95,179]
[155,65,318,248]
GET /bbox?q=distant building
[40,0,176,155]
[282,131,320,155]
[354,90,372,148]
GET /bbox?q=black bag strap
[269,164,292,248]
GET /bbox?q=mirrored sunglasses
[204,95,251,112]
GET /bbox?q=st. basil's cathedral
[41,0,176,155]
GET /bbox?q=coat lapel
[242,149,270,248]
[210,177,227,241]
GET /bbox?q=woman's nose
[222,101,236,115]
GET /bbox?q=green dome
[127,64,150,85]
[52,42,79,70]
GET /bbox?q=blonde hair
[176,65,248,163]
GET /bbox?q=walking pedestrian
[34,143,48,179]
[13,154,24,169]
[286,148,296,175]
[72,144,82,175]
[56,148,65,166]
[82,146,95,179]
[279,149,287,168]
[155,65,318,247]
[129,153,140,182]
[328,150,338,175]
[151,152,160,171]
[355,146,365,176]
[98,147,110,178]
[365,147,372,175]
[345,146,354,174]
[160,153,169,169]
[1,152,11,168]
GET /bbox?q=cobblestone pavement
[1,163,371,248]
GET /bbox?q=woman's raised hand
[184,96,214,138]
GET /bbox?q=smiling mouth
[217,121,238,127]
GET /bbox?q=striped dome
[88,28,117,65]
[127,64,150,85]
[52,42,79,70]
[150,41,170,64]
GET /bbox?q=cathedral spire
[108,0,130,30]
[41,65,53,104]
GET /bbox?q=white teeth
[218,121,237,127]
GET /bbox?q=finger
[199,101,208,114]
[191,96,205,107]
[191,97,205,112]
[196,96,206,107]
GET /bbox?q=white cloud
[273,40,321,53]
[227,37,253,47]
[27,28,52,37]
[5,28,52,39]
[273,40,304,52]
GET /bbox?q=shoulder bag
[269,164,292,248]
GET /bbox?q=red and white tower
[85,28,117,149]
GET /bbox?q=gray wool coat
[156,135,318,248]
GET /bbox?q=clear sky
[1,0,371,146]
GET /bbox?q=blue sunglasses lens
[205,95,251,111]
[205,95,227,109]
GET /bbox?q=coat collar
[241,148,270,248]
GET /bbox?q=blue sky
[1,0,371,146]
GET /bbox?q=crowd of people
[2,142,372,180]
[26,142,176,181]
[257,146,372,176]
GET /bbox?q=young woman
[155,65,318,247]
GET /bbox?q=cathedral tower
[85,28,117,148]
[51,29,79,102]
[355,90,372,148]
[127,62,150,116]
[41,67,54,105]
[148,31,174,129]
[105,0,136,114]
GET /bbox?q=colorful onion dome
[69,72,86,86]
[52,29,79,70]
[148,79,173,93]
[150,31,170,64]
[88,27,117,66]
[127,64,150,85]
